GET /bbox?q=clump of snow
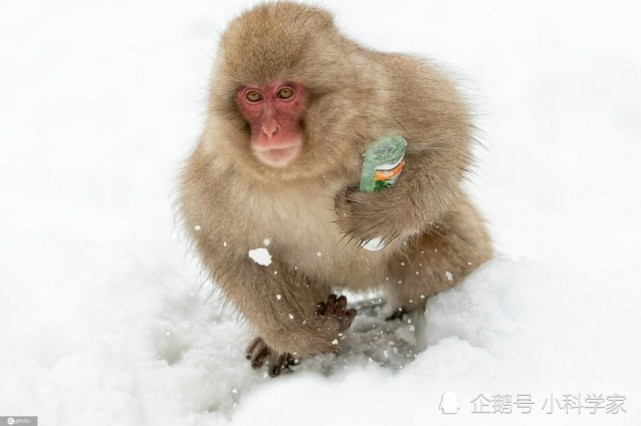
[361,236,385,251]
[248,248,272,266]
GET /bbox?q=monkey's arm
[195,239,356,361]
[335,141,468,245]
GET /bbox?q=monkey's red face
[236,81,307,168]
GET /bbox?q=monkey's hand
[246,294,356,377]
[334,186,411,246]
[246,337,300,377]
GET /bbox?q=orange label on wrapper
[375,160,406,182]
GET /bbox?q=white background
[1,1,640,425]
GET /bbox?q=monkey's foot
[385,307,408,321]
[314,294,358,330]
[246,337,300,377]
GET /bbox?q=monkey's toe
[315,294,358,330]
[385,307,408,322]
[324,294,337,315]
[341,308,357,328]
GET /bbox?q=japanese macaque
[180,2,492,376]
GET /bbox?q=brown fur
[179,2,492,375]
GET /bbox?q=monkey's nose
[261,121,280,137]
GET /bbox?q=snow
[361,236,385,251]
[1,0,641,425]
[248,248,272,266]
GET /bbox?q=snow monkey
[180,2,492,376]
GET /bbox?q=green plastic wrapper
[359,136,407,192]
[358,136,407,251]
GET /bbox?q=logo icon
[7,419,15,425]
[439,391,460,414]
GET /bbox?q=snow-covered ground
[1,1,640,425]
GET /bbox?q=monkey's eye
[277,87,294,99]
[246,90,262,102]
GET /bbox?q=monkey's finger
[269,353,298,377]
[341,185,360,201]
[335,187,358,207]
[251,346,269,369]
[315,302,326,315]
[286,353,300,366]
[246,336,262,359]
[269,353,287,377]
[269,367,281,377]
[344,188,362,203]
[248,338,270,368]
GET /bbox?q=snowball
[248,247,272,266]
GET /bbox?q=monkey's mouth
[253,144,300,167]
